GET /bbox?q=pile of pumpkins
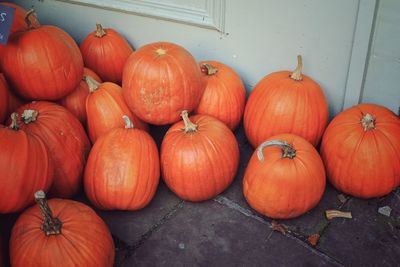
[0,3,399,267]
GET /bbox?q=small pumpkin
[122,42,204,125]
[13,101,91,198]
[0,113,53,213]
[80,23,133,84]
[60,67,102,125]
[0,74,8,123]
[161,111,239,201]
[320,103,400,198]
[10,190,115,267]
[85,116,160,210]
[243,134,326,219]
[195,61,246,130]
[1,9,83,100]
[86,76,148,143]
[244,55,329,148]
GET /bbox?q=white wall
[11,0,378,116]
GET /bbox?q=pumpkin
[86,76,148,143]
[13,101,91,198]
[122,42,204,125]
[60,67,102,125]
[1,9,83,100]
[85,116,159,210]
[0,74,26,121]
[10,190,115,267]
[243,134,326,219]
[0,74,8,123]
[320,103,400,198]
[0,113,53,213]
[80,23,133,84]
[243,55,329,148]
[161,111,239,201]
[195,61,246,130]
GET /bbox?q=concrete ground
[1,125,399,266]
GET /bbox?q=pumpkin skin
[10,193,115,267]
[122,42,204,125]
[13,101,91,198]
[0,74,8,123]
[244,55,328,148]
[80,24,133,84]
[60,67,102,125]
[161,112,239,201]
[85,116,160,210]
[320,103,400,198]
[243,134,326,219]
[195,61,246,130]
[0,114,53,213]
[86,77,148,143]
[1,12,83,100]
[0,73,26,122]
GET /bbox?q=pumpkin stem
[360,113,375,131]
[9,113,19,131]
[35,190,62,236]
[21,109,39,124]
[95,23,107,37]
[181,110,198,133]
[155,48,167,56]
[25,9,39,29]
[257,140,296,161]
[122,115,135,129]
[200,63,218,75]
[85,75,100,93]
[290,55,303,81]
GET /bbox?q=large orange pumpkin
[122,42,204,125]
[10,191,115,267]
[0,74,8,123]
[1,10,83,100]
[13,101,91,198]
[80,23,133,84]
[243,55,329,148]
[60,67,102,125]
[0,114,53,213]
[85,76,148,143]
[161,111,239,201]
[243,134,326,219]
[0,74,26,122]
[195,61,246,130]
[85,116,160,210]
[320,103,400,198]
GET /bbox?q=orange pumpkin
[85,116,160,210]
[85,76,148,143]
[60,67,102,125]
[161,111,239,201]
[321,103,400,198]
[13,101,91,198]
[195,61,246,130]
[244,55,329,148]
[122,42,204,125]
[243,134,326,219]
[1,73,26,122]
[10,191,115,267]
[0,114,53,213]
[80,23,133,84]
[1,10,83,100]
[0,74,8,123]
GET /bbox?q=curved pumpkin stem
[35,190,62,236]
[21,109,39,124]
[9,113,19,131]
[181,110,198,133]
[361,113,375,131]
[25,9,39,29]
[95,23,107,38]
[201,63,218,76]
[85,75,101,93]
[122,115,134,129]
[290,55,303,81]
[257,140,296,161]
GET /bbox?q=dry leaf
[378,206,392,217]
[308,233,320,246]
[271,220,288,234]
[325,210,352,220]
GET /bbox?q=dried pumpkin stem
[325,210,352,220]
[290,55,303,81]
[122,115,134,129]
[21,109,39,124]
[35,190,62,236]
[201,63,218,75]
[257,140,296,161]
[95,23,106,37]
[25,9,39,29]
[181,110,198,133]
[85,75,100,93]
[360,113,375,131]
[9,113,19,131]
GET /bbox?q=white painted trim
[342,0,377,110]
[58,0,226,32]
